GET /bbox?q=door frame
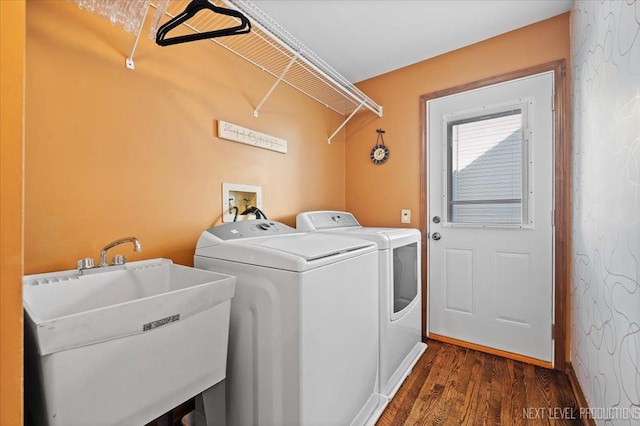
[419,60,569,371]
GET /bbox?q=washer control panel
[206,220,297,240]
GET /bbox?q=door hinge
[551,323,556,340]
[552,209,555,226]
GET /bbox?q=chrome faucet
[98,237,142,267]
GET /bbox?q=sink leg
[195,380,226,426]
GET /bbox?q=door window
[445,102,531,227]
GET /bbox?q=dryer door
[391,242,419,320]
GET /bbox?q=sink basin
[24,258,235,355]
[23,258,236,426]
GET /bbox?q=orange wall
[345,13,571,228]
[25,1,346,274]
[1,1,25,424]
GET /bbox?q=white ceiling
[252,0,573,83]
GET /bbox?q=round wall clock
[370,129,390,165]
[371,144,389,164]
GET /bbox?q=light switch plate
[401,209,411,224]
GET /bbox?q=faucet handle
[112,254,126,266]
[77,257,95,270]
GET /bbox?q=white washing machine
[297,211,426,400]
[194,220,385,426]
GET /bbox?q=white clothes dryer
[297,211,427,400]
[195,220,384,426]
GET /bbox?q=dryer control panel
[297,211,361,230]
[205,220,297,241]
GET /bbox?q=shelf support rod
[327,101,365,144]
[253,56,297,117]
[125,5,151,70]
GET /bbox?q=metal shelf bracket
[328,101,365,144]
[253,56,297,117]
[125,6,151,70]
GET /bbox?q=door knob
[432,232,441,241]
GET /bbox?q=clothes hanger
[156,0,251,47]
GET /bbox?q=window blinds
[448,110,525,225]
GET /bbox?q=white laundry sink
[23,258,235,426]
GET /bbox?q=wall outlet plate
[401,209,411,224]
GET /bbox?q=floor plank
[377,340,582,426]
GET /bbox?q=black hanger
[156,0,251,47]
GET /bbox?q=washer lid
[250,233,373,261]
[196,232,376,272]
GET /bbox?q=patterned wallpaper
[571,1,640,424]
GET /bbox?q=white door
[427,72,554,363]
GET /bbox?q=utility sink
[23,258,236,426]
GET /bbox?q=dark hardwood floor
[377,340,582,426]
[149,339,581,426]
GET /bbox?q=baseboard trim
[566,362,597,426]
[428,333,552,369]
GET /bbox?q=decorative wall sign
[217,120,287,154]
